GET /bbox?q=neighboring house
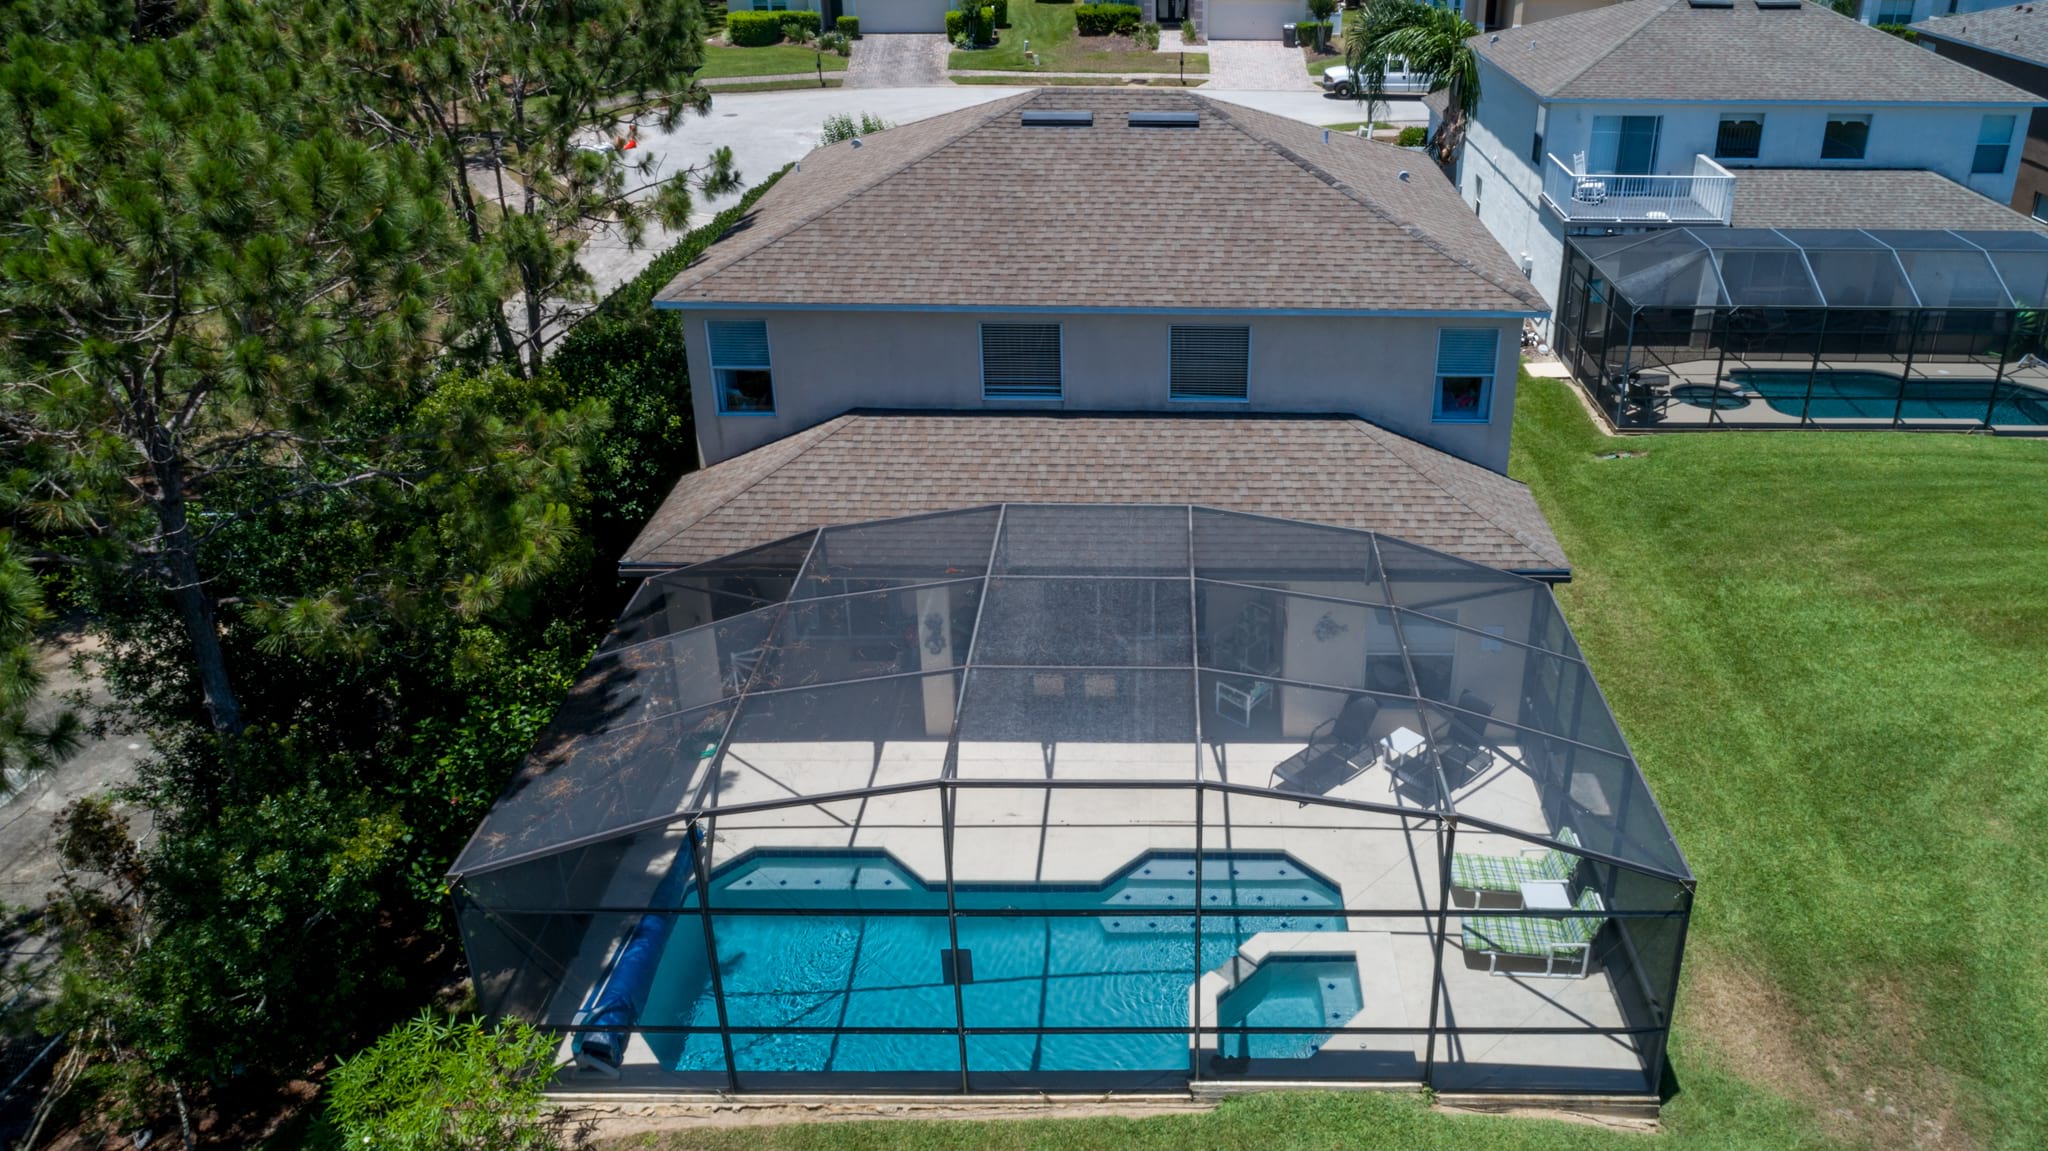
[1851,0,2010,26]
[1463,0,1616,31]
[1919,3,2048,218]
[655,89,1547,477]
[1457,0,2039,316]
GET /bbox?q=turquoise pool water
[1214,957,1364,1061]
[633,850,1346,1075]
[1729,370,2048,424]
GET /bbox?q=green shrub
[946,4,995,44]
[1397,125,1427,147]
[329,1013,560,1151]
[1135,19,1159,47]
[777,9,821,37]
[818,29,851,54]
[725,10,784,45]
[1074,2,1141,35]
[836,14,860,36]
[992,0,1009,25]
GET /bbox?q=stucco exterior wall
[671,308,1525,473]
[1464,62,1568,317]
[1920,35,2048,218]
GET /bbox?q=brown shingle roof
[654,89,1543,315]
[1473,0,2038,104]
[622,413,1569,575]
[1728,168,2048,230]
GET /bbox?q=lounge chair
[1450,826,1582,906]
[1461,889,1608,978]
[1429,689,1496,785]
[1272,694,1381,798]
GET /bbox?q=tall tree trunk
[145,426,244,737]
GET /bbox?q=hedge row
[724,8,822,45]
[836,14,859,36]
[1074,2,1141,35]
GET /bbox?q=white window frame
[1167,325,1251,403]
[1434,327,1498,424]
[706,320,776,416]
[980,323,1064,400]
[1821,114,1872,161]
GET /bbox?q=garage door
[853,0,950,32]
[1205,0,1307,39]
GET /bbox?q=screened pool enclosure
[1556,228,2048,430]
[450,505,1692,1096]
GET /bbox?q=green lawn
[595,379,2048,1151]
[948,0,1208,74]
[698,43,850,78]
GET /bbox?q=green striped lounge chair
[1449,827,1581,907]
[1461,889,1608,979]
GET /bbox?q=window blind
[707,320,771,368]
[981,324,1062,399]
[1436,328,1499,377]
[1169,326,1250,400]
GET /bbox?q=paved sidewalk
[845,33,950,87]
[1159,28,1208,53]
[1205,39,1315,91]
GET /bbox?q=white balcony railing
[1541,154,1736,226]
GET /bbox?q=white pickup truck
[1320,58,1433,99]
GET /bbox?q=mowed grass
[598,382,2048,1151]
[698,43,850,78]
[948,0,1208,74]
[1510,376,2048,1149]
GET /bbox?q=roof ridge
[681,93,1037,298]
[625,416,858,563]
[1199,98,1543,312]
[1538,0,1676,101]
[679,92,1036,293]
[1345,419,1564,565]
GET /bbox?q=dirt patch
[1078,34,1150,53]
[1686,950,1971,1150]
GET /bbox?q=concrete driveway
[1205,39,1316,91]
[844,34,950,88]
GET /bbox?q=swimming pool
[628,849,1347,1076]
[1728,370,2048,424]
[1213,956,1363,1061]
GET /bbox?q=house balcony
[1541,154,1735,227]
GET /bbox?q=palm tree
[1343,0,1482,164]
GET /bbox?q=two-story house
[632,89,1571,578]
[1919,3,2048,218]
[1460,0,2039,318]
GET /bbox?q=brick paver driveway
[1205,39,1316,90]
[845,34,950,87]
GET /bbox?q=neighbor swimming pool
[623,850,1348,1076]
[1728,370,2048,424]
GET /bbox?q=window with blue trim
[707,320,774,414]
[1434,328,1497,422]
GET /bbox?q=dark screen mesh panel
[607,533,817,649]
[754,581,982,692]
[993,505,1189,576]
[453,703,729,875]
[1190,508,1384,603]
[567,608,782,731]
[957,668,1196,751]
[975,578,1193,667]
[793,508,1000,598]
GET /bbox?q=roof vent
[1752,0,1799,7]
[1398,170,1410,182]
[1687,0,1734,7]
[1022,109,1093,127]
[850,138,862,149]
[1128,110,1199,128]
